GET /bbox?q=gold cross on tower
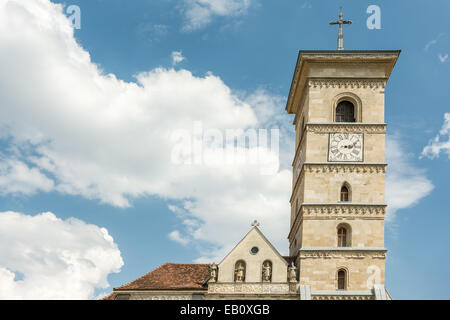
[329,8,352,50]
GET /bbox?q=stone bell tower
[285,50,400,299]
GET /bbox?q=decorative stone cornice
[300,51,401,63]
[300,247,386,251]
[306,122,386,134]
[301,203,386,218]
[312,295,374,300]
[304,162,387,174]
[288,203,386,241]
[311,290,375,300]
[290,162,386,203]
[126,294,193,300]
[308,78,386,90]
[299,248,387,260]
[111,289,206,300]
[208,283,295,294]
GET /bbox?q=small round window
[250,247,259,255]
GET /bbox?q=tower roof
[285,50,401,115]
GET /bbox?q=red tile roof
[100,292,116,300]
[114,263,209,291]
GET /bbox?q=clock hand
[343,143,353,149]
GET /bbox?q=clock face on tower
[328,133,363,162]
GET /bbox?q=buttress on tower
[286,50,400,299]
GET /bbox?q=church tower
[285,50,400,299]
[105,11,402,302]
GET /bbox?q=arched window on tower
[335,101,355,122]
[337,223,351,247]
[338,227,347,247]
[340,185,350,202]
[337,269,347,290]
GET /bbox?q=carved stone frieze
[301,203,386,218]
[208,283,292,294]
[130,294,193,300]
[312,295,374,300]
[304,163,386,174]
[306,123,386,134]
[299,249,386,260]
[308,78,386,90]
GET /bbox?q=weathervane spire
[329,7,352,50]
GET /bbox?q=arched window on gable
[335,100,355,122]
[337,269,347,290]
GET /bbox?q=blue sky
[0,0,449,299]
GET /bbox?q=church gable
[216,226,288,283]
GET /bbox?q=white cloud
[0,159,54,195]
[168,230,190,245]
[422,113,450,159]
[300,2,312,9]
[0,0,434,271]
[425,39,438,52]
[182,0,252,31]
[424,33,444,51]
[0,0,292,266]
[385,135,434,221]
[438,53,449,63]
[136,23,169,44]
[171,50,185,65]
[424,34,449,63]
[0,1,437,274]
[0,211,123,299]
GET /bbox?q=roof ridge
[166,262,209,265]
